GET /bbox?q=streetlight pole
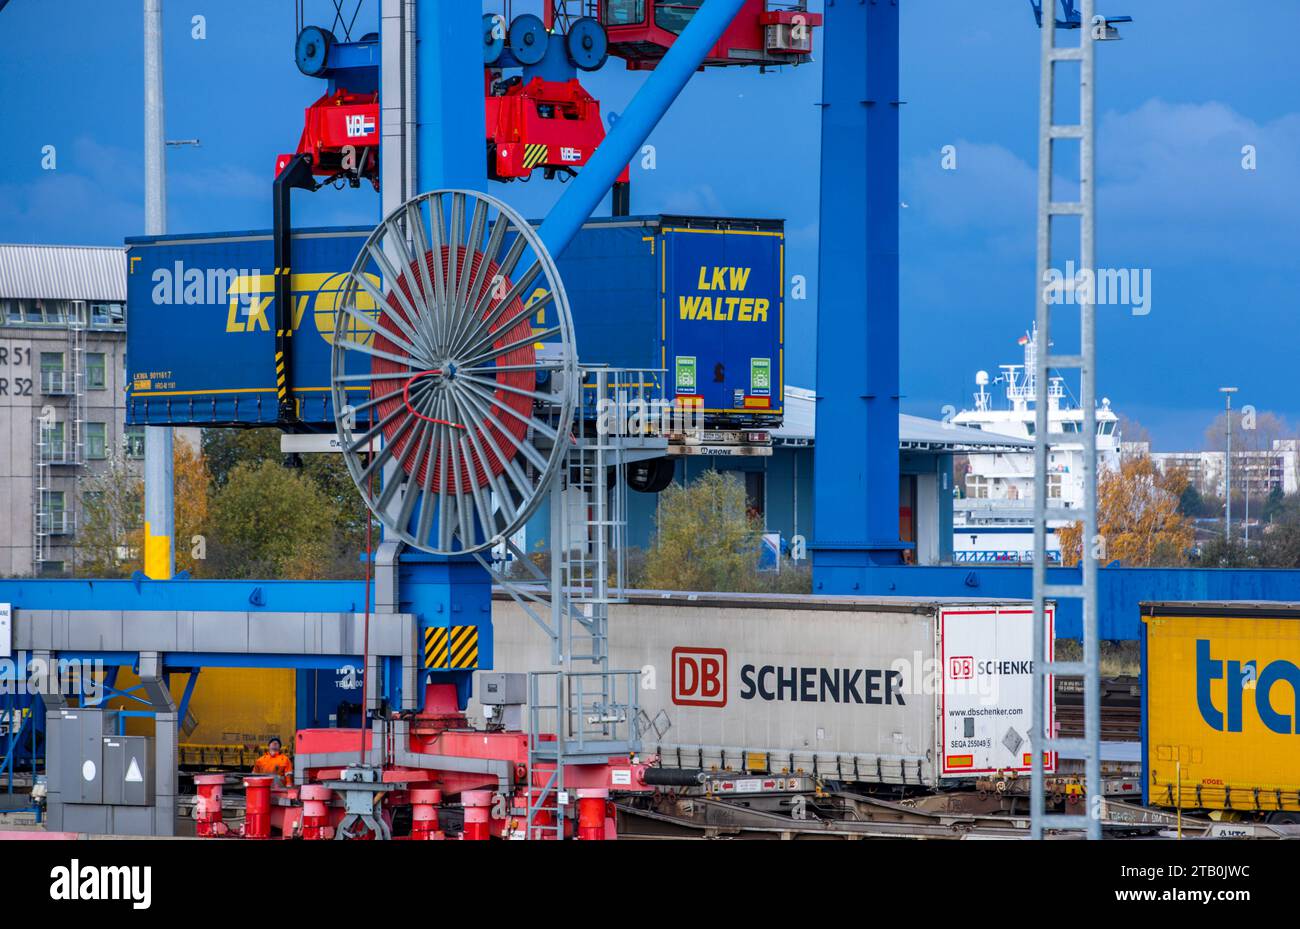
[143,0,175,579]
[1220,387,1238,547]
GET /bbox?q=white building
[1147,443,1299,498]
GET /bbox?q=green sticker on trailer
[676,355,697,393]
[750,357,771,396]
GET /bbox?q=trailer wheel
[626,456,676,493]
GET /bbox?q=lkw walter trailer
[123,215,783,471]
[484,592,1055,788]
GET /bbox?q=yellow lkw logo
[225,271,380,344]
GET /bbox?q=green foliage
[206,460,342,579]
[1256,496,1300,567]
[202,428,370,575]
[1193,535,1256,568]
[1262,485,1286,523]
[642,470,810,593]
[1178,483,1204,518]
[202,428,280,488]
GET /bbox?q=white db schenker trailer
[486,592,1055,788]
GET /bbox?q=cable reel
[329,189,578,555]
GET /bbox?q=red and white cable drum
[329,189,577,554]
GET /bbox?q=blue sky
[2,1,1297,449]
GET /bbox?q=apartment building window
[2,300,19,324]
[86,352,107,389]
[125,425,145,459]
[40,352,65,393]
[41,420,66,461]
[42,491,67,533]
[86,422,107,460]
[40,561,66,576]
[89,302,125,327]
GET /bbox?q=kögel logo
[1196,639,1300,734]
[672,647,727,707]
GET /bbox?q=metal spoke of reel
[329,188,577,555]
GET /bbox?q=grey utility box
[479,672,527,706]
[101,735,154,806]
[57,707,118,804]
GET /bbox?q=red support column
[242,775,274,839]
[576,788,609,841]
[193,774,228,837]
[410,788,445,840]
[300,784,335,840]
[462,790,492,841]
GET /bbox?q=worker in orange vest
[252,736,293,786]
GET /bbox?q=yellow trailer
[1143,601,1300,821]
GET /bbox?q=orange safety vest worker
[252,742,293,786]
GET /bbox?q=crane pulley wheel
[483,13,506,66]
[566,17,609,71]
[295,25,333,77]
[508,13,548,66]
[329,189,578,555]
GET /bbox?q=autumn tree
[76,436,210,577]
[1204,409,1294,507]
[77,456,144,577]
[203,427,369,556]
[172,437,211,574]
[643,470,762,591]
[206,459,339,579]
[1058,455,1194,567]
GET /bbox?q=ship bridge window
[1048,474,1063,499]
[1098,421,1115,435]
[1061,421,1081,433]
[603,0,647,25]
[656,0,702,36]
[966,474,990,499]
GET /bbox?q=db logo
[672,647,727,707]
[949,656,974,680]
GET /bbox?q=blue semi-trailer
[125,214,783,475]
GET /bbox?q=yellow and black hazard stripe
[424,625,479,670]
[274,350,287,402]
[522,143,550,171]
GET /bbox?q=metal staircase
[31,301,89,574]
[1029,0,1124,840]
[478,365,665,671]
[524,668,641,839]
[475,364,664,836]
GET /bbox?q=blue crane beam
[538,0,749,259]
[811,0,907,590]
